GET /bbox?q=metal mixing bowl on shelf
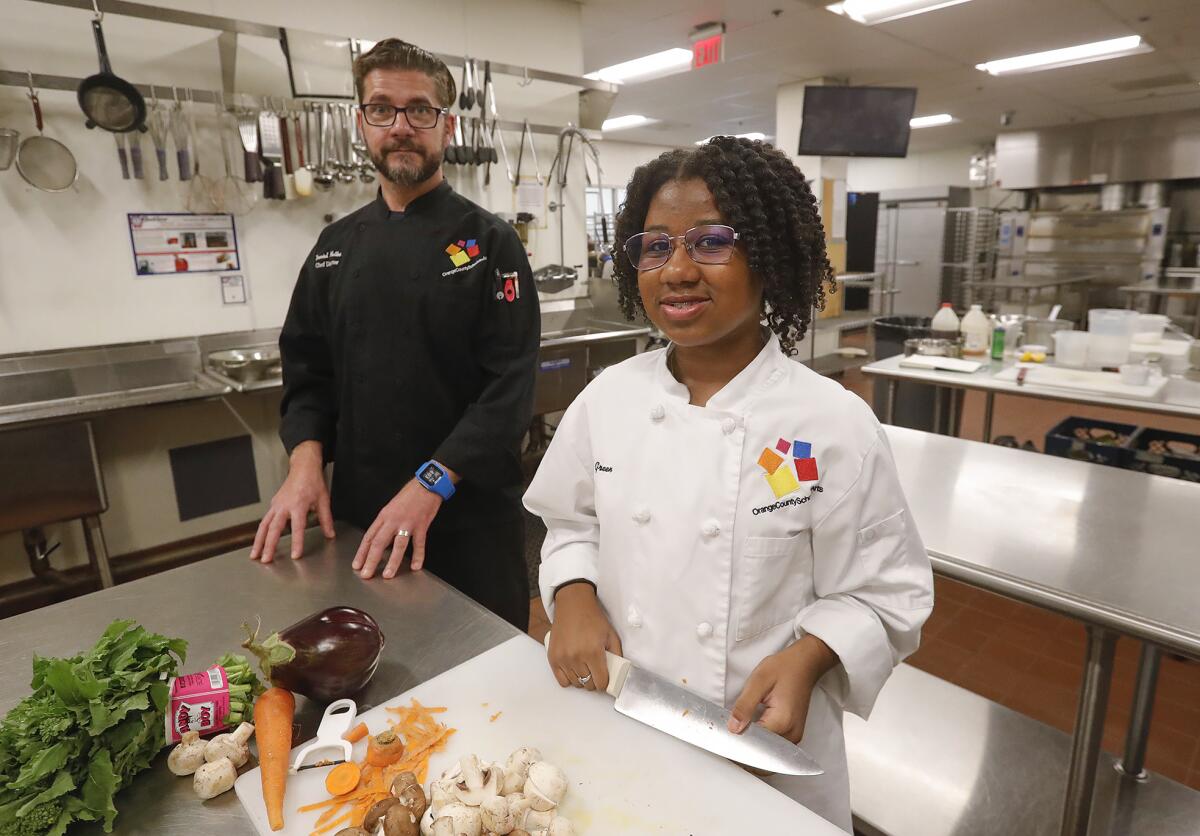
[207,347,281,383]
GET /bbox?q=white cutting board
[993,365,1168,400]
[235,636,840,835]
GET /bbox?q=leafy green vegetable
[0,620,186,835]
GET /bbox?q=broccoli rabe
[0,802,64,836]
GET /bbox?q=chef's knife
[544,633,822,776]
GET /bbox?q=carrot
[254,687,296,832]
[365,729,405,767]
[324,761,362,796]
[343,721,369,744]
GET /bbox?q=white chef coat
[524,333,934,832]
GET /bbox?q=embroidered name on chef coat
[313,250,342,269]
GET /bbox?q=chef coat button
[721,418,737,435]
[627,606,642,628]
[862,528,877,543]
[649,404,666,422]
[701,519,721,538]
[696,622,714,639]
[632,506,651,525]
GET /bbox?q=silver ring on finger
[396,529,410,539]
[577,673,592,686]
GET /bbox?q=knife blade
[545,634,822,776]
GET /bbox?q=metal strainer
[16,75,77,193]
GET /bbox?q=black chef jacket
[278,182,540,536]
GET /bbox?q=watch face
[419,463,443,487]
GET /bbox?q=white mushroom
[548,817,574,836]
[167,730,208,776]
[512,808,555,832]
[419,806,436,836]
[429,777,456,817]
[522,763,567,812]
[453,755,499,806]
[501,748,541,796]
[480,795,514,834]
[193,756,238,799]
[430,803,480,836]
[204,722,255,769]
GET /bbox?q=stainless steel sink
[534,319,651,415]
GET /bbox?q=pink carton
[165,665,231,744]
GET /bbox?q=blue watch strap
[415,460,455,500]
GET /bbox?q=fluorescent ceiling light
[602,115,656,132]
[695,132,769,144]
[976,35,1151,75]
[585,48,693,84]
[909,113,954,128]
[826,0,974,25]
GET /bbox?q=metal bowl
[207,347,281,383]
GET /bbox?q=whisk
[184,89,221,212]
[213,92,256,215]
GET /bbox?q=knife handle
[542,631,631,698]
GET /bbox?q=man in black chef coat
[250,39,539,630]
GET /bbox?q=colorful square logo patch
[757,437,819,498]
[445,239,480,268]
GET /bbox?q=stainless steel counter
[865,353,1200,442]
[886,425,1200,655]
[885,425,1200,835]
[0,526,518,835]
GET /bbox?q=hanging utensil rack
[13,0,618,94]
[0,70,599,140]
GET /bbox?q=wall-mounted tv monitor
[797,86,918,158]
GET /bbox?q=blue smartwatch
[415,460,456,500]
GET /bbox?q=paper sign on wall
[128,213,242,276]
[221,275,247,305]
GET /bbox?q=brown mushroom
[394,781,428,820]
[334,829,370,836]
[364,797,402,833]
[390,771,421,797]
[382,807,421,836]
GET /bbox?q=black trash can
[872,316,944,432]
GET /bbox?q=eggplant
[242,607,385,702]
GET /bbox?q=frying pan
[77,10,146,133]
[16,85,78,193]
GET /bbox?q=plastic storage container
[1087,309,1138,367]
[1053,331,1090,367]
[1044,417,1137,468]
[1127,428,1200,482]
[1132,314,1169,344]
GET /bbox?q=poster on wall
[127,213,242,276]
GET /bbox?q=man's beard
[370,143,440,187]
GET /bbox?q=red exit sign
[692,34,724,69]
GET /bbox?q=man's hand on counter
[352,470,457,580]
[250,440,335,562]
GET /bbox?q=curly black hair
[611,136,834,355]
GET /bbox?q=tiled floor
[524,325,1200,792]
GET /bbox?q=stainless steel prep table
[0,527,519,836]
[884,425,1200,836]
[864,352,1200,441]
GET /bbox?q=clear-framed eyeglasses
[624,224,740,271]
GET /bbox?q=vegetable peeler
[290,699,356,773]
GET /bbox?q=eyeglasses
[359,103,448,129]
[624,224,740,271]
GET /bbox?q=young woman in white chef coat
[524,137,934,832]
